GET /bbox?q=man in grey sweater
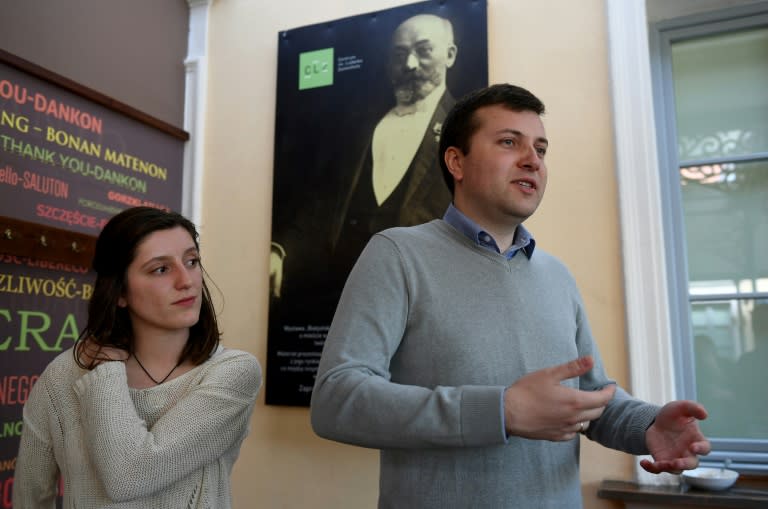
[310,84,710,508]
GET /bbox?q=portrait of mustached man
[270,13,457,303]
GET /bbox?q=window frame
[606,0,768,482]
[653,6,768,473]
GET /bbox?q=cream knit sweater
[13,346,261,508]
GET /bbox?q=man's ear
[444,146,464,184]
[445,44,457,69]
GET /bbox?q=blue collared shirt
[443,203,536,260]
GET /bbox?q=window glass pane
[692,299,768,440]
[672,27,768,160]
[681,160,768,282]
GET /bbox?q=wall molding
[183,0,213,227]
[605,0,678,486]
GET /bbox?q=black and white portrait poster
[267,0,488,406]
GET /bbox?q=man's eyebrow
[495,128,549,146]
[394,38,433,50]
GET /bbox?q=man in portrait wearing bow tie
[325,13,457,282]
[271,13,457,301]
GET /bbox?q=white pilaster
[182,0,213,228]
[605,0,678,485]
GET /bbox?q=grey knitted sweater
[311,219,659,509]
[14,347,261,508]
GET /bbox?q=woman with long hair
[14,206,261,508]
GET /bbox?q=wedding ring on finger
[578,421,588,434]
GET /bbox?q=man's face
[447,105,549,229]
[389,15,457,106]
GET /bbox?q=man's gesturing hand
[641,400,710,474]
[503,356,616,441]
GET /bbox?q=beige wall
[202,0,628,507]
[0,0,188,127]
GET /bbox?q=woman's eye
[151,266,168,274]
[186,257,201,267]
[536,147,547,157]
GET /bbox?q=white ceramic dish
[682,467,739,491]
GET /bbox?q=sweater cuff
[459,385,507,446]
[627,404,661,455]
[73,361,126,398]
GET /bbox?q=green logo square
[299,48,334,90]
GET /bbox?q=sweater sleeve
[13,374,60,509]
[311,234,506,449]
[588,386,659,454]
[73,351,261,502]
[572,301,660,454]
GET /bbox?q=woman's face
[118,226,203,339]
